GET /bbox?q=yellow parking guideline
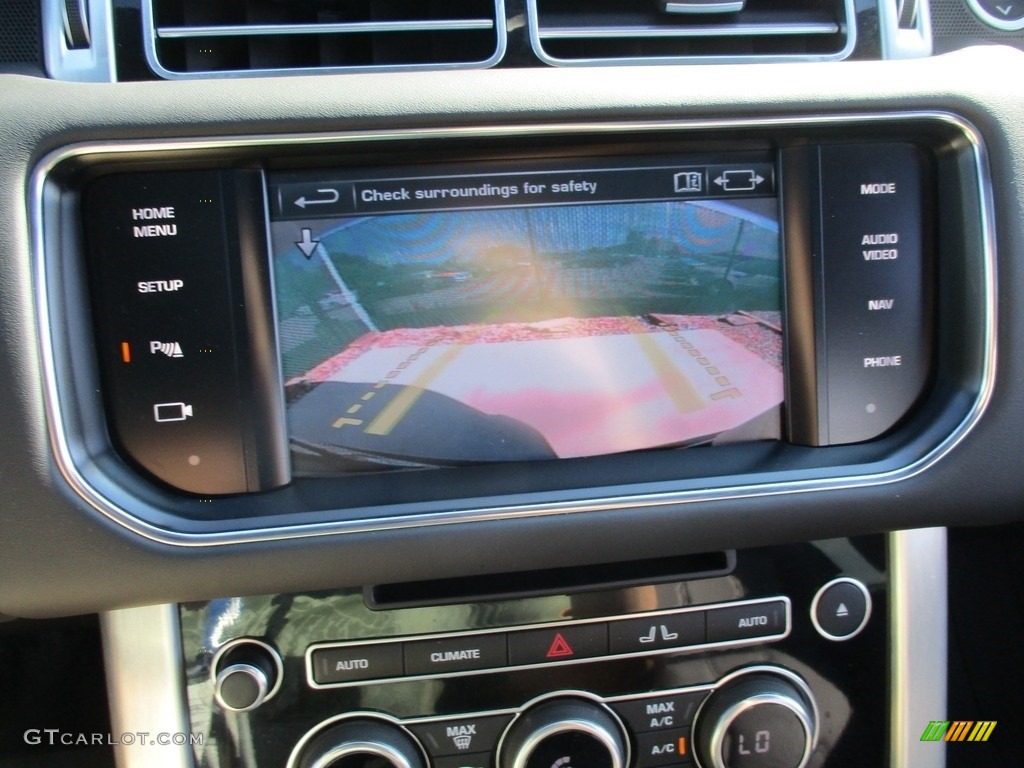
[634,332,704,416]
[365,345,464,436]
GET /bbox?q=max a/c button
[404,634,507,676]
[705,600,788,643]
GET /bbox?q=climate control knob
[692,671,816,768]
[499,697,627,768]
[294,718,427,768]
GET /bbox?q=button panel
[83,169,288,495]
[84,171,249,493]
[817,143,932,445]
[306,597,789,688]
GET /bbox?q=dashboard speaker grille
[527,0,855,65]
[144,0,505,79]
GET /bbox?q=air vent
[527,0,856,65]
[143,0,505,79]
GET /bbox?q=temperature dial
[499,697,628,768]
[693,671,816,768]
[294,718,426,768]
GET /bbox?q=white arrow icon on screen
[296,228,319,259]
[294,188,340,209]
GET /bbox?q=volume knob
[212,638,283,713]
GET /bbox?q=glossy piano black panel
[179,536,887,768]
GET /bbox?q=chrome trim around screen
[32,113,997,546]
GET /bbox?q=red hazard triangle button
[546,632,575,659]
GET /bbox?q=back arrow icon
[295,188,340,209]
[296,228,319,259]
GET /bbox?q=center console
[101,529,946,768]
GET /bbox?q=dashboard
[1,1,1024,767]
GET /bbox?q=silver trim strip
[664,1,747,14]
[32,112,997,547]
[305,597,790,689]
[42,0,117,82]
[966,0,1024,31]
[101,605,193,768]
[157,19,496,39]
[878,0,933,59]
[538,22,840,39]
[890,528,947,768]
[142,0,506,79]
[809,576,872,641]
[527,0,856,66]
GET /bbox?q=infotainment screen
[267,155,782,475]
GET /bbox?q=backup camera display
[269,157,783,475]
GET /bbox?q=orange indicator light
[678,737,688,756]
[121,342,131,363]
